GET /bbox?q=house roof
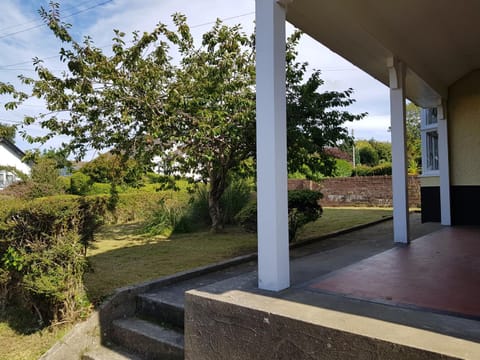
[282,0,480,107]
[0,138,26,159]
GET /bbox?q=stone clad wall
[288,176,421,208]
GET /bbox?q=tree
[368,139,391,163]
[0,4,364,231]
[164,20,256,231]
[80,152,143,187]
[405,102,421,172]
[285,31,366,178]
[356,140,379,166]
[387,102,421,173]
[0,124,16,143]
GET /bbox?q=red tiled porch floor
[309,227,480,319]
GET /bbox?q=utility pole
[352,129,356,171]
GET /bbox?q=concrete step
[82,344,143,360]
[137,292,184,329]
[111,317,184,360]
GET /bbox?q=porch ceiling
[283,0,480,107]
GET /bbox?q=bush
[88,182,111,195]
[109,192,170,224]
[70,172,92,195]
[236,189,323,242]
[172,179,253,233]
[335,159,353,177]
[0,196,107,325]
[352,163,392,176]
[144,197,187,236]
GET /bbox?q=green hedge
[0,196,107,325]
[352,162,392,176]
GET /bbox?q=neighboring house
[0,138,31,190]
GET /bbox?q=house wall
[420,176,440,222]
[0,144,31,175]
[447,70,480,225]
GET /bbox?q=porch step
[82,344,142,360]
[137,291,185,329]
[111,318,184,360]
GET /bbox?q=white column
[388,58,410,243]
[437,101,451,225]
[255,0,290,291]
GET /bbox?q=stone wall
[288,176,421,208]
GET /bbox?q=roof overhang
[281,0,480,107]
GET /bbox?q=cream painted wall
[448,70,480,186]
[420,176,439,187]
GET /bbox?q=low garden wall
[288,176,421,208]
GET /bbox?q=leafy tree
[405,102,421,171]
[368,139,391,163]
[356,140,379,166]
[285,31,366,178]
[23,147,72,174]
[165,20,256,231]
[80,153,143,187]
[0,124,16,143]
[0,4,364,231]
[29,156,66,197]
[387,102,421,173]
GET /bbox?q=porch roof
[281,0,480,107]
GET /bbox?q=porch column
[255,0,290,290]
[437,101,451,225]
[388,58,410,243]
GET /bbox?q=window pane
[426,131,439,171]
[6,174,14,185]
[426,108,438,125]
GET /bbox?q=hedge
[0,196,107,325]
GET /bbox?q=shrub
[0,196,104,325]
[352,163,392,176]
[144,197,187,236]
[70,172,92,195]
[236,189,323,242]
[173,179,253,233]
[334,159,353,177]
[88,182,111,195]
[108,192,169,224]
[358,143,379,166]
[29,157,65,198]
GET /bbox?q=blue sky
[0,0,392,157]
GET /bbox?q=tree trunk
[208,171,227,233]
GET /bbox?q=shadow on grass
[83,223,257,305]
[0,304,44,335]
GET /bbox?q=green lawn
[84,207,392,303]
[0,206,392,360]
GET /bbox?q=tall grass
[145,179,253,234]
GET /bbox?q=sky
[0,0,392,158]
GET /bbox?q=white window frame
[421,108,439,176]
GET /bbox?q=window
[425,107,438,125]
[426,131,439,171]
[421,108,439,174]
[5,174,14,186]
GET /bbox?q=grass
[0,206,392,360]
[84,225,257,303]
[0,306,70,360]
[298,207,392,239]
[84,207,392,303]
